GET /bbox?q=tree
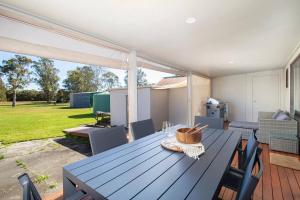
[100,71,120,91]
[124,68,149,87]
[63,66,102,93]
[32,58,59,103]
[1,55,32,107]
[0,77,6,101]
[56,89,70,103]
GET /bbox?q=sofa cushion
[272,109,283,119]
[229,121,259,130]
[275,112,290,120]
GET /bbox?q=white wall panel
[191,75,211,124]
[212,69,284,122]
[168,87,188,125]
[212,74,247,121]
[150,89,169,131]
[110,89,128,126]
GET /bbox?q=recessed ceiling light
[185,17,196,24]
[228,60,234,64]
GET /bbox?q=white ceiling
[1,0,300,77]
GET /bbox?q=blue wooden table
[63,126,241,200]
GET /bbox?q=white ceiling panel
[0,0,300,77]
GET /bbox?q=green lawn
[0,101,95,144]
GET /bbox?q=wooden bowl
[176,128,202,144]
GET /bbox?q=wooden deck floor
[219,142,300,200]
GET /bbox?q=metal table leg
[253,129,258,140]
[63,173,77,199]
[238,140,243,169]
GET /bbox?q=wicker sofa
[258,111,298,143]
[229,111,299,154]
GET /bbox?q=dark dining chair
[194,116,224,129]
[218,147,263,200]
[18,173,41,200]
[236,148,263,200]
[18,173,88,200]
[130,119,155,140]
[89,126,127,155]
[239,133,259,170]
[221,134,259,191]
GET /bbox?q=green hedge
[5,89,70,102]
[6,90,46,101]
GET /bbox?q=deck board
[293,170,300,188]
[285,168,300,199]
[262,144,273,200]
[271,164,284,200]
[253,144,263,200]
[220,142,300,200]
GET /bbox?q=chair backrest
[242,133,259,170]
[18,173,42,200]
[236,149,263,200]
[194,116,224,129]
[130,119,155,140]
[89,126,127,155]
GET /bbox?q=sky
[0,51,174,90]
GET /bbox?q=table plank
[159,130,233,200]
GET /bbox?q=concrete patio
[0,137,91,200]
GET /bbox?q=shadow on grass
[57,106,92,110]
[57,106,72,109]
[68,113,94,119]
[54,136,92,156]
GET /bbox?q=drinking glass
[162,121,169,135]
[167,122,175,137]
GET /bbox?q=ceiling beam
[0,36,126,69]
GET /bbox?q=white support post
[128,50,138,141]
[187,72,193,126]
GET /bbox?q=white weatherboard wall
[137,88,151,123]
[110,89,128,126]
[150,89,169,130]
[191,75,211,123]
[212,69,285,122]
[110,88,169,130]
[110,88,152,127]
[111,87,188,129]
[169,87,188,125]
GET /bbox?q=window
[290,54,300,115]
